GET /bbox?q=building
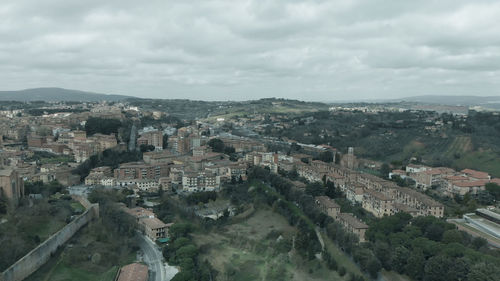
[315,196,340,219]
[362,189,394,218]
[137,130,163,151]
[140,217,172,241]
[116,263,148,281]
[337,213,369,243]
[0,168,24,206]
[182,171,220,192]
[395,187,444,217]
[114,162,169,180]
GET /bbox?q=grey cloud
[0,0,499,101]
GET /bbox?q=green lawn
[71,202,86,213]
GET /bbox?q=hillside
[0,88,134,102]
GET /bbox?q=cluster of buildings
[315,196,369,242]
[391,165,500,197]
[122,205,173,241]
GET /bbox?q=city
[1,97,499,281]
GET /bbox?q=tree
[374,241,392,270]
[305,182,324,197]
[485,183,500,200]
[162,134,169,149]
[366,257,382,279]
[391,246,410,273]
[442,229,463,244]
[405,250,425,280]
[380,163,391,179]
[207,138,225,153]
[467,262,500,281]
[423,255,454,281]
[140,144,155,152]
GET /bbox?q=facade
[0,168,24,206]
[182,171,220,192]
[315,196,340,219]
[114,162,169,180]
[337,213,369,243]
[140,217,171,241]
[362,189,394,218]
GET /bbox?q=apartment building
[362,189,394,218]
[114,162,169,180]
[337,213,369,243]
[181,171,220,192]
[315,196,340,219]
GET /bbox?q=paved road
[138,234,178,281]
[129,124,137,151]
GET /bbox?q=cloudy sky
[1,0,499,101]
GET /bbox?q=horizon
[2,87,500,103]
[1,1,500,100]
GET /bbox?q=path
[138,234,178,281]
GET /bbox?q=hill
[0,88,135,102]
[398,95,500,109]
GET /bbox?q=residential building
[116,263,148,281]
[337,213,369,243]
[362,189,394,218]
[315,196,340,219]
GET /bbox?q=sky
[1,0,500,101]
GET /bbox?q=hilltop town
[1,98,499,281]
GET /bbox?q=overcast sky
[1,0,499,101]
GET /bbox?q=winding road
[137,234,178,281]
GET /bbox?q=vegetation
[365,214,500,281]
[24,180,65,197]
[72,148,142,180]
[0,197,79,271]
[26,188,138,281]
[262,110,500,177]
[26,150,75,164]
[84,117,122,136]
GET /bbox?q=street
[137,234,178,281]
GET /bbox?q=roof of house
[117,263,148,281]
[397,187,443,207]
[452,180,488,188]
[338,213,368,229]
[461,169,490,179]
[315,196,340,209]
[141,217,168,229]
[364,189,392,201]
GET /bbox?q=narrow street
[137,234,178,281]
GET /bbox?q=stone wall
[0,198,99,281]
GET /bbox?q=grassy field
[26,248,120,281]
[193,208,348,281]
[453,150,500,177]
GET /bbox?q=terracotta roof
[461,169,490,180]
[452,180,488,188]
[117,263,148,281]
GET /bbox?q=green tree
[207,138,225,153]
[485,183,500,200]
[406,250,425,280]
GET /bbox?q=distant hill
[398,95,500,108]
[0,88,135,102]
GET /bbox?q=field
[453,150,500,178]
[25,247,120,281]
[193,208,349,281]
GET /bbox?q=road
[137,234,178,281]
[129,124,137,151]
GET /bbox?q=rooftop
[315,196,340,209]
[338,213,368,229]
[116,263,148,281]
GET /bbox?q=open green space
[193,208,347,281]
